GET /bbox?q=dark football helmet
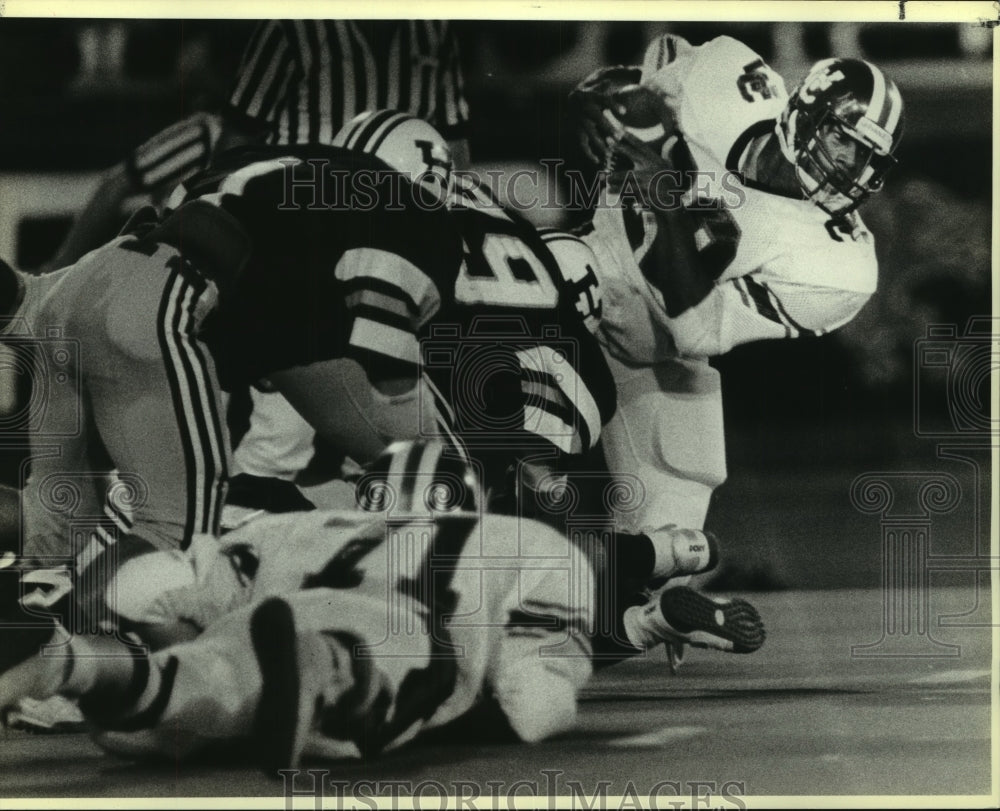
[778,58,905,216]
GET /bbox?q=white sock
[648,527,712,579]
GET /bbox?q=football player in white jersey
[568,35,904,652]
[0,441,595,768]
[0,439,763,765]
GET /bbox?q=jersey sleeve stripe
[732,277,752,309]
[138,143,212,189]
[134,120,208,167]
[336,248,442,325]
[521,378,567,411]
[345,289,415,325]
[521,375,580,437]
[521,406,580,455]
[763,282,819,337]
[741,275,789,334]
[517,346,602,451]
[349,302,413,335]
[349,317,421,365]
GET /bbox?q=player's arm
[45,164,136,270]
[486,524,595,742]
[270,238,453,465]
[46,113,222,271]
[267,357,398,466]
[608,133,871,356]
[665,276,872,357]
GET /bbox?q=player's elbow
[669,323,727,359]
[497,681,580,742]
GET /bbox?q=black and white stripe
[735,277,822,338]
[156,265,229,546]
[127,113,220,192]
[518,346,602,455]
[229,20,469,145]
[332,108,411,152]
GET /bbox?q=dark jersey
[171,144,463,390]
[423,175,616,476]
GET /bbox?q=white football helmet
[538,229,604,336]
[333,109,454,206]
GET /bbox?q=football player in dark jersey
[230,109,618,522]
[3,128,463,569]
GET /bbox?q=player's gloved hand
[568,64,642,165]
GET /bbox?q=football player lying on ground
[0,444,741,768]
[0,443,763,768]
[566,35,904,660]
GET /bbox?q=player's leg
[600,352,726,536]
[0,593,262,758]
[84,240,230,551]
[594,354,767,662]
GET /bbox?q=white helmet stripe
[365,112,411,155]
[882,79,903,136]
[352,110,404,150]
[864,60,886,126]
[333,109,394,150]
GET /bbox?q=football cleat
[624,585,765,654]
[0,619,67,727]
[0,565,80,731]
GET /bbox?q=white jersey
[109,510,594,754]
[588,34,878,363]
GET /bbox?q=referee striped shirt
[228,20,470,146]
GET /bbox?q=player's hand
[607,130,668,176]
[568,65,642,165]
[606,131,682,208]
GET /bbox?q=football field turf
[1,586,993,805]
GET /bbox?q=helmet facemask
[800,110,896,215]
[778,59,904,217]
